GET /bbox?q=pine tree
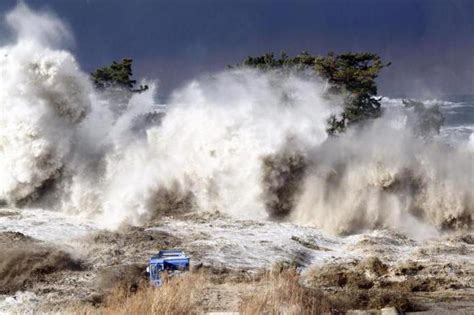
[240,51,389,134]
[91,58,148,93]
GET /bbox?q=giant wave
[0,4,472,237]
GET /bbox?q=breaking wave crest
[0,4,473,236]
[0,4,90,205]
[290,122,473,236]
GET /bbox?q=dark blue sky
[1,0,474,97]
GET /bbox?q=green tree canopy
[240,51,390,134]
[91,58,148,93]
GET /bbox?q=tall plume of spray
[85,70,338,227]
[0,3,90,204]
[0,4,472,237]
[291,118,474,236]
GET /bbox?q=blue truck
[147,250,190,286]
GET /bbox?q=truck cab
[147,250,190,286]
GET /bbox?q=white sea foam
[0,4,472,237]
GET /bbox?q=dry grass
[75,272,206,315]
[240,268,333,315]
[73,268,333,315]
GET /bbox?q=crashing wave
[0,3,472,236]
[0,4,90,204]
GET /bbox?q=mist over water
[0,4,472,237]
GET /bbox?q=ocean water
[0,3,472,243]
[382,95,474,144]
[439,95,474,143]
[1,96,471,245]
[0,4,473,313]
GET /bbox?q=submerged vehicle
[147,250,190,286]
